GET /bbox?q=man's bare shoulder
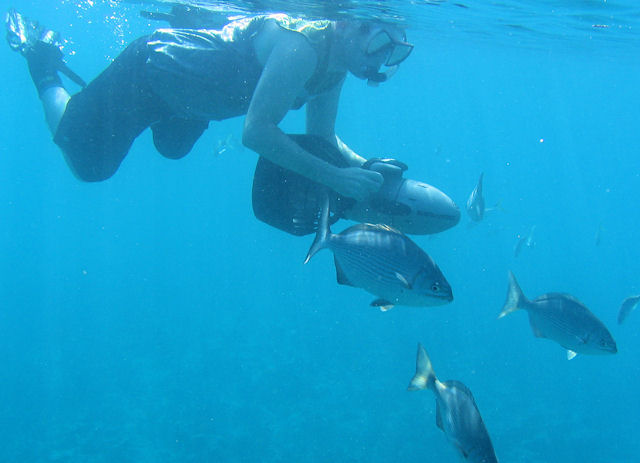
[253,18,316,67]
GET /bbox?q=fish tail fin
[498,271,527,318]
[304,193,331,264]
[408,343,436,391]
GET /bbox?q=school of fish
[301,172,627,461]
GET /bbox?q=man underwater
[7,8,460,235]
[6,9,412,198]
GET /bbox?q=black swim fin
[6,8,86,95]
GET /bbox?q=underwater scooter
[252,135,460,236]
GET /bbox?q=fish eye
[431,282,440,292]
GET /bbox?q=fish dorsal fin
[567,350,577,360]
[360,222,403,235]
[394,272,412,289]
[536,292,587,309]
[371,299,394,311]
[334,258,355,287]
[435,401,443,430]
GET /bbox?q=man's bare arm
[243,34,381,200]
[306,80,367,167]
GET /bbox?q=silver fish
[513,225,536,258]
[214,133,241,157]
[618,295,640,325]
[499,271,617,359]
[305,195,453,310]
[466,173,485,222]
[594,221,604,247]
[409,343,499,463]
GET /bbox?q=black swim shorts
[54,36,208,182]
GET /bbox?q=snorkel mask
[361,25,413,85]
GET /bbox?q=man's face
[343,23,413,82]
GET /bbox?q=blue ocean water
[1,0,639,461]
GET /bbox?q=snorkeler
[5,8,413,203]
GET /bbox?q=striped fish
[499,271,617,359]
[408,343,499,463]
[304,195,453,310]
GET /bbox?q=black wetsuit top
[53,15,346,182]
[145,14,346,121]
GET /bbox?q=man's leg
[8,9,166,182]
[41,87,70,135]
[52,36,164,182]
[25,42,71,134]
